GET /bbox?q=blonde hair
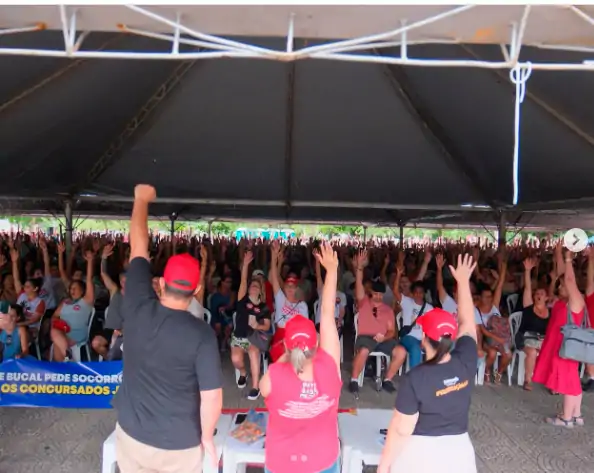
[289,347,315,374]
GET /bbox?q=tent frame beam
[378,53,497,209]
[74,60,197,195]
[0,5,593,70]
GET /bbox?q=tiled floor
[1,354,592,472]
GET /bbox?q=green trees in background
[0,215,566,241]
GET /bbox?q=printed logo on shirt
[436,378,469,397]
[73,305,81,312]
[299,381,319,400]
[278,394,336,419]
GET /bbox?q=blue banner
[0,358,122,408]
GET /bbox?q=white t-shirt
[274,290,308,328]
[441,294,458,318]
[475,305,501,326]
[315,290,347,324]
[188,298,205,321]
[400,295,433,340]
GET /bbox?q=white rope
[509,62,532,205]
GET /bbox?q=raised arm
[354,249,368,302]
[9,242,22,295]
[564,251,585,314]
[435,253,448,304]
[83,251,95,306]
[195,245,208,306]
[39,238,51,279]
[522,257,536,308]
[314,251,323,292]
[238,250,253,301]
[269,241,282,295]
[554,241,565,278]
[100,244,119,296]
[57,242,70,287]
[492,252,507,309]
[449,254,477,340]
[415,250,432,282]
[315,242,341,373]
[130,185,156,261]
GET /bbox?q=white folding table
[222,413,267,473]
[338,408,393,473]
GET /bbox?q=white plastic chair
[203,308,212,325]
[354,314,391,388]
[50,308,96,362]
[476,356,486,386]
[313,299,344,362]
[506,294,519,316]
[507,311,523,385]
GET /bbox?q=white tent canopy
[2,4,594,70]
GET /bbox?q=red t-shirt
[264,349,341,473]
[265,281,274,313]
[586,293,594,327]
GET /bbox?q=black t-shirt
[520,305,549,335]
[395,336,477,436]
[112,258,223,450]
[234,296,271,338]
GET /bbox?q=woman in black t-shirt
[378,254,478,473]
[230,250,271,401]
[518,258,550,391]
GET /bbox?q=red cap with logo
[163,253,201,292]
[416,308,458,341]
[284,315,317,351]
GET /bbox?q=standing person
[532,248,585,427]
[261,242,342,473]
[113,184,223,473]
[378,254,479,473]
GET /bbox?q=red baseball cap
[416,308,458,341]
[284,315,317,351]
[163,253,201,292]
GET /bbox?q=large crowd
[2,183,594,473]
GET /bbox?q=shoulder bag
[400,301,426,338]
[559,304,594,364]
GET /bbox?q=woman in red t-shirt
[260,242,342,473]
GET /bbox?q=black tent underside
[2,32,594,228]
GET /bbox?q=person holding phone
[261,242,342,473]
[378,254,478,473]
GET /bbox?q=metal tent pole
[497,212,507,248]
[64,199,74,257]
[399,224,405,250]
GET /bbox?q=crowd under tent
[2,4,594,240]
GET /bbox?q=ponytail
[425,335,454,365]
[289,347,315,374]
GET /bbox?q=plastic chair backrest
[507,294,519,315]
[509,311,523,347]
[203,309,212,325]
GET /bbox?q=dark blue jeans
[400,335,423,368]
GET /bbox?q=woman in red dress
[533,248,585,427]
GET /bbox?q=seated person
[50,252,95,361]
[0,302,29,361]
[210,275,236,351]
[230,251,271,401]
[92,245,125,359]
[349,250,402,395]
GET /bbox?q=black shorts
[355,335,398,356]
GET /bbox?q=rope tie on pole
[509,62,532,205]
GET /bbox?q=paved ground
[1,354,593,472]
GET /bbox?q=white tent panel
[2,4,594,46]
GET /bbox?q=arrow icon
[564,228,588,253]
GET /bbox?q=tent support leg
[64,199,74,257]
[497,211,507,248]
[399,224,405,250]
